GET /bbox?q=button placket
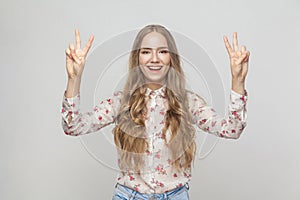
[148,91,157,173]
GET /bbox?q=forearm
[189,87,248,139]
[231,78,246,95]
[65,77,82,98]
[61,90,122,136]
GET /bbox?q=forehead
[140,32,168,49]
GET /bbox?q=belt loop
[164,192,168,199]
[129,190,137,200]
[185,182,190,190]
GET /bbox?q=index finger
[83,35,94,55]
[223,35,233,54]
[233,32,238,52]
[75,28,81,50]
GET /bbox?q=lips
[147,65,163,71]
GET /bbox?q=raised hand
[223,32,250,83]
[65,29,94,80]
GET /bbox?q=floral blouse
[61,85,248,194]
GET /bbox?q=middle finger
[75,29,81,50]
[233,32,238,52]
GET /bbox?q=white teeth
[148,66,162,70]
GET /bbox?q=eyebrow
[140,47,169,50]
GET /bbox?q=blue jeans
[112,182,190,200]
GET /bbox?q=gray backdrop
[1,0,299,199]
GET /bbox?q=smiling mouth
[147,65,163,71]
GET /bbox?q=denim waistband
[114,182,189,200]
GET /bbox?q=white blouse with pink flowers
[61,85,248,194]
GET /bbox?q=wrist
[231,79,245,95]
[66,77,81,98]
[68,75,82,82]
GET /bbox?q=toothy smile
[147,65,163,71]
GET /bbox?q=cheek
[139,54,150,65]
[160,54,171,64]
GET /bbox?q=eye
[160,50,169,54]
[140,50,150,54]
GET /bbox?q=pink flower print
[107,99,112,104]
[173,173,177,178]
[155,152,161,159]
[71,103,75,107]
[212,120,217,127]
[156,131,163,138]
[167,159,172,165]
[159,110,165,115]
[219,131,225,137]
[133,184,140,191]
[155,165,161,171]
[105,109,109,114]
[232,111,237,117]
[155,164,166,175]
[145,149,151,156]
[205,126,210,131]
[98,116,102,121]
[177,183,183,188]
[240,96,246,103]
[61,108,65,113]
[221,119,226,126]
[68,111,73,115]
[74,111,79,115]
[183,172,191,178]
[220,130,228,137]
[193,110,199,116]
[151,178,165,187]
[93,107,98,112]
[129,175,135,181]
[231,129,236,133]
[117,177,121,181]
[199,119,207,125]
[150,107,155,112]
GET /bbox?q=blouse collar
[145,85,167,99]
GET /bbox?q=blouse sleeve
[188,89,248,139]
[61,90,123,136]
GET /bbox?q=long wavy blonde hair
[113,24,196,173]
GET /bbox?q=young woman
[61,24,249,200]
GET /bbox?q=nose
[151,51,159,63]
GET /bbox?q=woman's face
[139,32,171,90]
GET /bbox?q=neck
[146,83,164,90]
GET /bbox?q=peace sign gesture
[65,29,94,80]
[223,32,250,83]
